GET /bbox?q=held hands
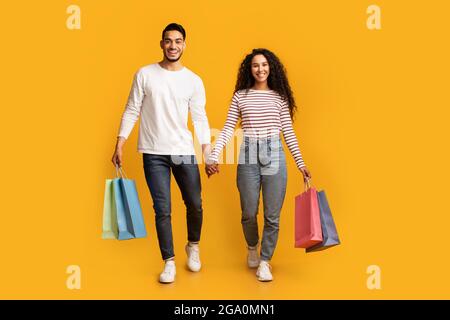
[205,161,219,178]
[202,143,219,178]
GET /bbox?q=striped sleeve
[280,100,306,169]
[208,92,240,163]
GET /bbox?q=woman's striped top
[208,89,306,169]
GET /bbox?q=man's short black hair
[162,23,186,40]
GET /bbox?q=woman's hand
[300,167,312,182]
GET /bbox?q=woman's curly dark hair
[235,48,297,119]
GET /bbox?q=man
[111,23,211,284]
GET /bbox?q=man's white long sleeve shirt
[118,63,211,155]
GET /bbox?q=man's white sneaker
[247,245,260,268]
[256,260,273,282]
[185,243,201,272]
[159,260,176,283]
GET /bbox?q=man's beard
[164,51,183,62]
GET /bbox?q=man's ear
[183,41,186,50]
[160,40,164,49]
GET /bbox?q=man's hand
[111,136,126,167]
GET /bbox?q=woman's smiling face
[251,54,270,84]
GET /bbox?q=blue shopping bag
[112,177,135,240]
[306,190,340,252]
[120,177,147,239]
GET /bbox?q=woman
[207,48,312,282]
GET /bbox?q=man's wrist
[116,136,126,149]
[201,143,211,155]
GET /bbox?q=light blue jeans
[237,135,287,261]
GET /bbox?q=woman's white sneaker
[159,260,176,283]
[247,245,260,268]
[256,260,273,282]
[185,243,201,272]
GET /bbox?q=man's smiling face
[160,30,185,62]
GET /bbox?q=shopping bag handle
[115,164,128,179]
[304,178,313,191]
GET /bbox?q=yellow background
[1,0,449,299]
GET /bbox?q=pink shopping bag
[295,180,323,248]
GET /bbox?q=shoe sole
[159,278,175,284]
[257,276,273,282]
[187,265,201,272]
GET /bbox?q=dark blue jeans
[143,154,203,260]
